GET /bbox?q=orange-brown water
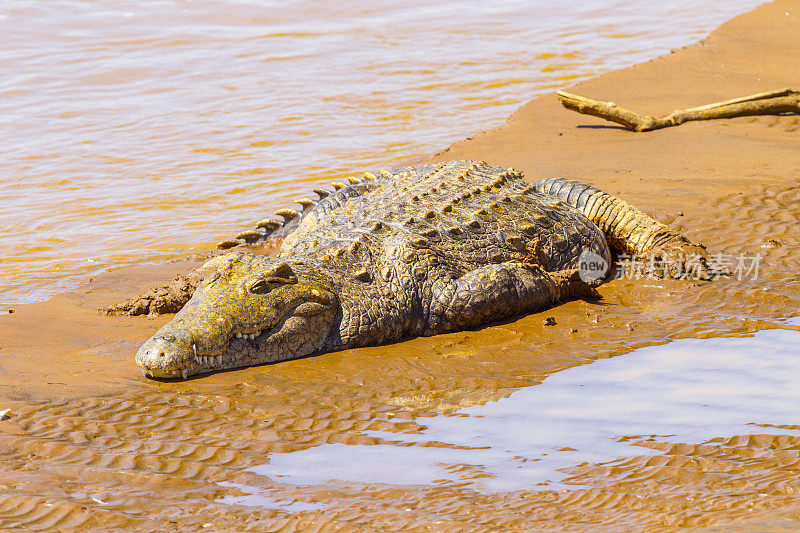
[0,0,766,305]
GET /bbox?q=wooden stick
[556,88,800,132]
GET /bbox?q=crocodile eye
[248,278,273,294]
[248,262,298,294]
[248,276,294,294]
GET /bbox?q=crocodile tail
[214,172,392,250]
[532,177,710,278]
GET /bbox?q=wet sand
[1,0,800,530]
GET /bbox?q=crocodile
[129,160,710,379]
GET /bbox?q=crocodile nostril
[157,351,165,358]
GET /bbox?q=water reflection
[241,327,800,493]
[218,481,330,513]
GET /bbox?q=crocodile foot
[103,272,202,316]
[641,242,713,281]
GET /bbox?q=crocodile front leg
[103,254,232,316]
[425,262,597,335]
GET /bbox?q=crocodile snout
[136,334,194,379]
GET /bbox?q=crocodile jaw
[135,256,338,379]
[137,300,336,379]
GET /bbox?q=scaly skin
[135,161,709,379]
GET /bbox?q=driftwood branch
[556,88,800,132]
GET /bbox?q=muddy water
[249,327,800,493]
[0,0,766,305]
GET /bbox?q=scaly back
[275,161,610,275]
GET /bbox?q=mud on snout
[136,254,338,379]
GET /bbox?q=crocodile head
[136,253,338,379]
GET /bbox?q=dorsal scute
[274,161,542,259]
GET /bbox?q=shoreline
[3,1,768,310]
[3,0,797,400]
[0,1,799,529]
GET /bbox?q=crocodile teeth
[215,355,222,365]
[248,333,255,340]
[236,333,242,339]
[254,330,261,337]
[181,369,188,380]
[192,343,197,359]
[202,355,208,365]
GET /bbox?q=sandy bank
[4,0,797,399]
